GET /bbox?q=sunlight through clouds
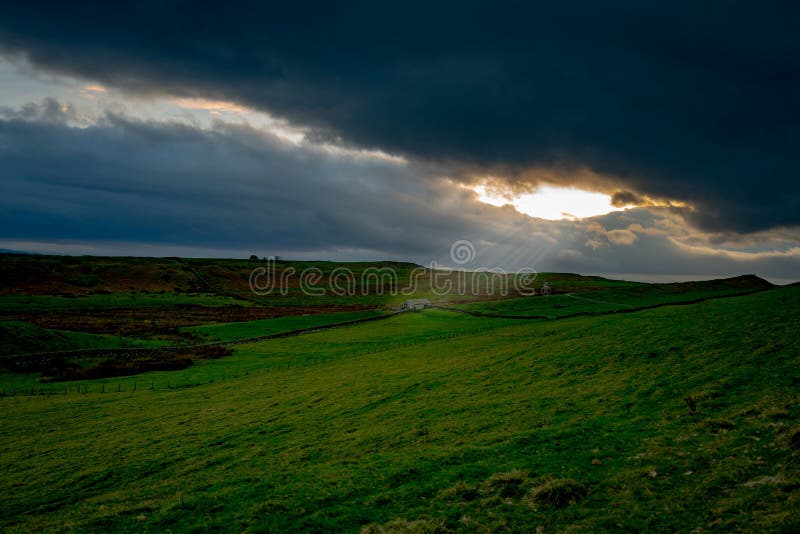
[472,184,633,220]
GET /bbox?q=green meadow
[450,276,770,318]
[2,283,799,532]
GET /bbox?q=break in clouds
[1,99,798,283]
[0,2,799,282]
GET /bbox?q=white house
[402,298,431,311]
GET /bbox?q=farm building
[402,299,431,311]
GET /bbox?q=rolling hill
[0,280,798,531]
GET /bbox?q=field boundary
[430,287,771,320]
[0,319,524,398]
[177,259,258,304]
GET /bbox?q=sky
[0,2,798,283]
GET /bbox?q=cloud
[607,229,639,246]
[611,191,642,207]
[0,97,78,123]
[1,101,798,283]
[172,97,249,114]
[0,105,522,261]
[1,3,799,234]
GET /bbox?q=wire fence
[0,322,521,399]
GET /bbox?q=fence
[431,288,769,320]
[0,309,409,366]
[0,321,522,399]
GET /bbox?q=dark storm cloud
[0,1,798,233]
[0,105,500,258]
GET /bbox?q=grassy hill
[0,254,775,353]
[1,285,798,531]
[449,275,773,318]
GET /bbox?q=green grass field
[450,280,767,318]
[1,285,798,532]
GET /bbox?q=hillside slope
[1,286,798,531]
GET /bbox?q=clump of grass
[480,469,531,498]
[436,481,480,503]
[702,418,735,433]
[361,517,450,533]
[522,477,588,509]
[760,407,791,420]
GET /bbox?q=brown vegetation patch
[5,304,374,339]
[44,345,233,381]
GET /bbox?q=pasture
[1,271,799,531]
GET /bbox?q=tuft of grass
[361,517,450,533]
[701,418,736,433]
[522,477,588,509]
[436,482,480,504]
[480,469,531,498]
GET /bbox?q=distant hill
[655,274,773,292]
[0,249,38,255]
[0,254,776,308]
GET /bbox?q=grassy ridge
[451,276,771,317]
[0,253,646,308]
[1,286,798,531]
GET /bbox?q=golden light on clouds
[171,97,250,113]
[83,84,107,93]
[172,97,307,144]
[472,183,634,220]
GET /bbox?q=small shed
[402,298,431,311]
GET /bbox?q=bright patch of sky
[472,183,631,220]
